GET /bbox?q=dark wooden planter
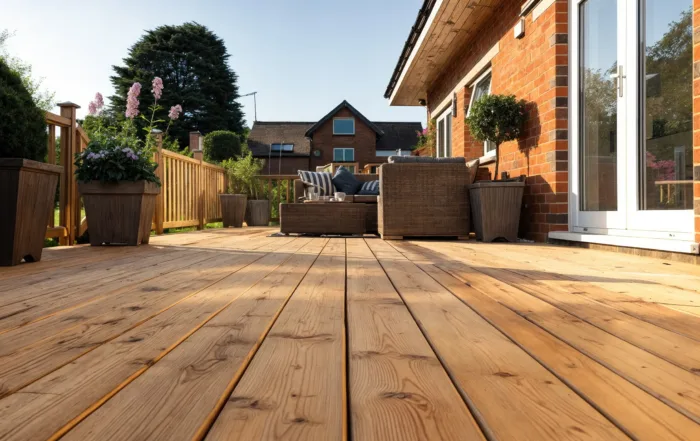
[79,181,159,246]
[245,200,270,227]
[220,194,247,228]
[0,159,62,266]
[469,181,525,242]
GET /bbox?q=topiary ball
[203,130,242,163]
[0,58,47,161]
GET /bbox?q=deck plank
[205,239,346,441]
[0,245,272,397]
[61,238,325,441]
[366,239,629,441]
[0,238,319,441]
[346,239,485,441]
[402,241,700,424]
[392,242,700,441]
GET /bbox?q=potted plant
[75,79,181,245]
[221,149,268,227]
[466,94,527,242]
[0,59,62,265]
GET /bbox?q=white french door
[571,0,694,239]
[436,109,452,158]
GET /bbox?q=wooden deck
[1,228,700,441]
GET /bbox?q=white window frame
[435,108,452,158]
[466,68,495,158]
[333,147,355,162]
[333,117,355,135]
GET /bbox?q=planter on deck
[469,180,525,242]
[220,194,247,228]
[245,200,270,227]
[79,180,159,246]
[0,159,62,266]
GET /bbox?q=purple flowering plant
[76,77,184,185]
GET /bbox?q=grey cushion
[388,156,466,164]
[297,170,333,197]
[358,180,379,195]
[332,166,362,195]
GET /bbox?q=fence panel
[256,175,298,222]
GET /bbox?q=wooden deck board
[0,228,699,440]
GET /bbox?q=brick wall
[695,0,700,243]
[309,108,380,171]
[427,0,568,242]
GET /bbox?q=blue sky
[1,0,426,127]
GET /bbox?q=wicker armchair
[378,162,471,239]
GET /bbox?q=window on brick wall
[436,108,452,158]
[467,69,496,156]
[333,118,355,135]
[333,148,355,162]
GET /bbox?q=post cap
[57,101,81,108]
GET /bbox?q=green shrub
[222,148,264,198]
[466,94,526,180]
[203,130,242,162]
[0,58,47,160]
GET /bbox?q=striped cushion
[357,180,379,195]
[298,170,333,197]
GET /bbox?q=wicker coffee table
[280,202,367,235]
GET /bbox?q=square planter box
[79,181,159,246]
[0,159,62,266]
[469,181,525,242]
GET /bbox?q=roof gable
[304,100,385,137]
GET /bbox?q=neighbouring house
[385,0,700,255]
[247,100,422,175]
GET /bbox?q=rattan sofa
[291,174,379,234]
[378,160,475,240]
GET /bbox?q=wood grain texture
[0,238,316,441]
[61,239,325,441]
[347,239,485,441]
[205,239,346,441]
[366,239,629,441]
[404,241,700,424]
[393,243,700,441]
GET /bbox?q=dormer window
[271,143,294,152]
[333,118,355,135]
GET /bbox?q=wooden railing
[256,175,298,222]
[45,102,84,245]
[43,106,225,243]
[153,141,226,233]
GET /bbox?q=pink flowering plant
[76,77,183,185]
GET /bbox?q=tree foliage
[0,58,47,160]
[466,94,526,179]
[0,29,55,111]
[204,130,242,163]
[109,23,245,150]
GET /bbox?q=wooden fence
[45,103,85,245]
[43,105,226,244]
[154,146,226,233]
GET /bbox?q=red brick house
[386,0,700,255]
[247,101,421,175]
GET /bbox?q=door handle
[610,65,625,98]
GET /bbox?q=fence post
[58,102,80,245]
[190,131,205,230]
[152,130,165,235]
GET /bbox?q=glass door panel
[639,0,693,210]
[574,0,626,230]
